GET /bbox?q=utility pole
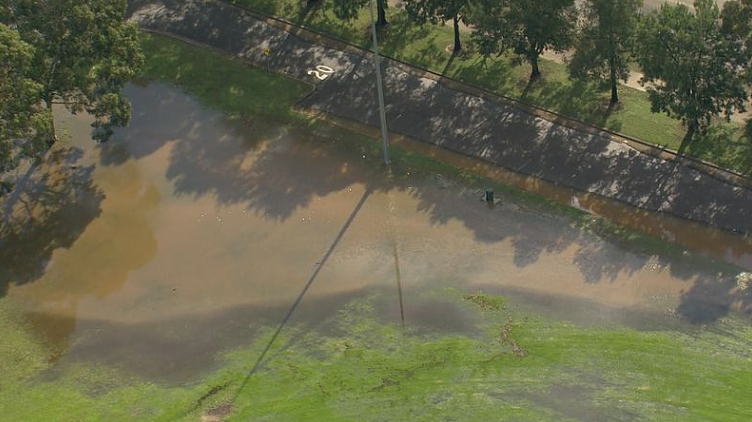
[369,0,390,165]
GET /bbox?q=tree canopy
[3,0,143,145]
[568,0,642,104]
[721,0,752,41]
[470,0,577,79]
[0,23,50,195]
[634,0,749,149]
[404,0,472,52]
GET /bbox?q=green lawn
[3,287,752,422]
[228,0,752,175]
[2,33,751,422]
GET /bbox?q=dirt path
[129,0,752,235]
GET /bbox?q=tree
[721,1,752,81]
[0,24,50,195]
[333,0,388,27]
[721,0,752,40]
[3,0,144,145]
[470,0,577,79]
[721,0,752,138]
[634,0,749,150]
[568,0,642,104]
[404,0,472,52]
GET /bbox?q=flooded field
[2,81,752,421]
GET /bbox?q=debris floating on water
[737,272,751,291]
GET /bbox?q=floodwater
[1,82,750,383]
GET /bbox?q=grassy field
[2,33,751,422]
[227,0,752,175]
[3,286,752,422]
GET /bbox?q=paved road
[129,0,752,235]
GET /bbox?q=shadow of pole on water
[228,187,372,404]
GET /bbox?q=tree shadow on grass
[379,14,445,70]
[233,0,279,15]
[439,48,459,77]
[293,0,365,45]
[294,0,320,26]
[684,124,752,176]
[446,56,517,99]
[523,78,621,131]
[441,52,622,133]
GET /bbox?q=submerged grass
[2,289,752,421]
[227,293,752,422]
[3,33,751,422]
[137,33,310,124]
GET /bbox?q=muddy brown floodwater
[1,82,749,382]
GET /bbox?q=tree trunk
[530,54,541,79]
[452,14,461,52]
[376,0,387,26]
[46,100,57,147]
[609,59,619,104]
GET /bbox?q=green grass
[3,289,752,422]
[138,33,311,124]
[228,0,752,174]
